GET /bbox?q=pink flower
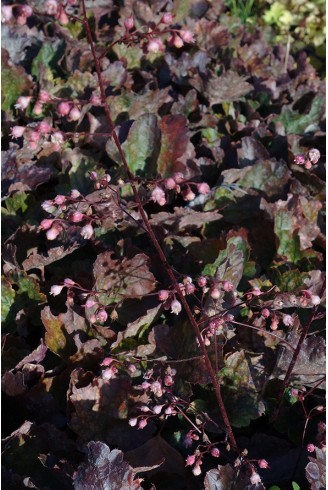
[165,177,177,190]
[69,211,84,223]
[283,314,293,326]
[57,101,71,116]
[128,364,137,373]
[101,357,114,366]
[33,101,44,115]
[54,195,66,205]
[192,463,202,476]
[70,189,80,198]
[311,295,321,305]
[44,0,58,15]
[261,308,270,318]
[85,298,97,309]
[223,281,234,292]
[96,309,108,323]
[69,107,81,121]
[16,15,27,25]
[102,366,118,379]
[151,186,166,206]
[173,172,184,184]
[308,148,320,164]
[185,455,196,466]
[153,404,164,414]
[18,5,33,17]
[124,16,134,31]
[1,6,13,22]
[185,283,195,295]
[290,388,298,397]
[250,472,262,484]
[173,35,184,48]
[197,182,211,195]
[38,121,52,134]
[252,287,262,296]
[164,375,174,386]
[50,284,64,296]
[180,30,194,43]
[138,418,148,429]
[158,290,170,301]
[81,223,94,239]
[39,90,51,102]
[165,405,175,415]
[46,225,61,240]
[307,444,315,452]
[171,299,182,315]
[51,131,64,150]
[58,11,69,25]
[197,276,207,287]
[210,288,221,300]
[40,218,54,230]
[29,131,40,143]
[161,12,173,24]
[90,94,102,106]
[10,126,26,138]
[147,38,165,53]
[150,380,163,397]
[15,96,32,110]
[64,278,75,287]
[211,447,220,458]
[182,187,195,201]
[294,154,305,165]
[258,459,269,469]
[128,417,138,427]
[41,200,55,212]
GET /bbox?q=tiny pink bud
[261,308,270,318]
[182,187,195,201]
[151,186,166,206]
[54,195,66,205]
[102,366,118,380]
[38,121,52,134]
[81,223,94,239]
[10,126,26,138]
[197,276,207,287]
[141,381,150,389]
[50,284,64,296]
[290,388,298,397]
[210,288,221,300]
[164,375,174,386]
[33,101,43,115]
[311,295,321,305]
[283,314,293,326]
[69,107,81,121]
[19,5,33,17]
[39,90,51,102]
[258,459,269,469]
[57,101,71,116]
[173,35,184,49]
[165,177,177,190]
[51,131,64,145]
[46,225,61,240]
[1,6,13,22]
[307,443,315,452]
[69,211,84,223]
[179,30,194,43]
[211,448,220,458]
[124,16,134,31]
[223,281,234,292]
[186,455,196,466]
[40,218,54,230]
[294,154,305,165]
[101,357,114,366]
[128,364,137,373]
[44,0,58,15]
[171,299,182,315]
[197,182,211,195]
[308,148,320,164]
[158,290,170,301]
[185,283,195,295]
[147,38,165,53]
[129,417,138,427]
[153,404,164,414]
[85,298,96,309]
[165,406,174,415]
[252,287,262,296]
[173,172,184,184]
[161,12,173,24]
[140,405,150,412]
[58,11,69,25]
[96,309,108,323]
[250,472,262,485]
[90,93,102,106]
[192,464,202,476]
[89,314,97,323]
[304,160,312,170]
[15,96,32,110]
[138,418,148,429]
[270,318,279,330]
[70,189,80,198]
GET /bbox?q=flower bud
[182,187,195,201]
[46,225,61,240]
[161,12,173,24]
[180,30,194,43]
[147,38,165,53]
[197,182,210,195]
[39,90,51,102]
[50,284,64,296]
[40,218,54,230]
[15,96,32,110]
[307,443,315,452]
[124,16,134,31]
[19,5,33,17]
[33,101,43,115]
[85,298,97,309]
[165,177,177,190]
[250,472,262,485]
[58,11,69,25]
[129,417,138,427]
[210,288,221,300]
[173,35,184,48]
[308,148,320,164]
[223,281,234,292]
[1,6,13,22]
[38,121,52,134]
[81,223,94,239]
[10,126,26,138]
[173,172,184,184]
[90,93,102,106]
[258,459,269,469]
[69,107,81,121]
[96,309,108,323]
[294,154,305,165]
[151,186,166,206]
[57,101,71,116]
[158,290,170,301]
[211,448,220,458]
[171,299,182,315]
[185,455,196,466]
[138,418,148,429]
[185,283,195,295]
[261,308,270,318]
[197,276,207,287]
[54,194,66,205]
[69,211,84,223]
[192,464,202,476]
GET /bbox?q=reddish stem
[80,0,237,450]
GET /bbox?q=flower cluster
[294,148,320,169]
[158,276,197,315]
[150,173,210,206]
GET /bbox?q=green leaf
[268,486,281,490]
[274,95,325,134]
[157,115,192,177]
[1,55,33,112]
[277,269,308,292]
[274,209,301,263]
[31,41,64,80]
[4,192,31,214]
[292,483,301,490]
[1,278,15,324]
[123,114,161,176]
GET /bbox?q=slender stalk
[79,0,237,450]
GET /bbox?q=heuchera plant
[2,1,325,489]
